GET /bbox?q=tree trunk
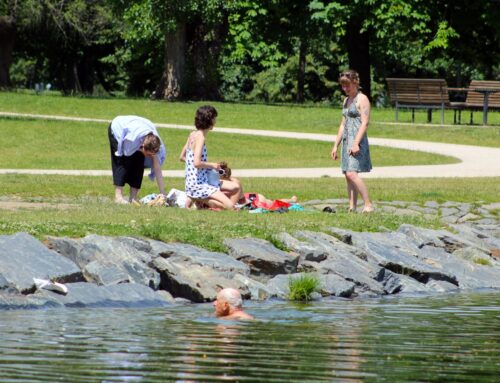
[296,39,307,103]
[184,15,227,100]
[155,23,186,100]
[346,17,371,100]
[0,16,16,88]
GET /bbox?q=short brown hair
[142,133,161,153]
[195,105,218,130]
[219,161,231,180]
[339,69,360,85]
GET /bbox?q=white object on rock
[33,278,68,295]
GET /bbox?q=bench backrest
[465,80,500,108]
[386,78,449,106]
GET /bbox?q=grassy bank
[1,174,498,250]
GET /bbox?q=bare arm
[192,133,220,170]
[151,154,166,195]
[331,116,346,161]
[350,94,370,155]
[179,137,189,162]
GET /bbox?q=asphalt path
[1,112,499,178]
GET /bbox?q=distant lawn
[0,91,499,147]
[0,118,458,170]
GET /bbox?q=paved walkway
[1,112,500,178]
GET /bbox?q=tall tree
[0,0,22,88]
[6,0,117,93]
[0,14,15,87]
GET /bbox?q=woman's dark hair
[195,105,218,130]
[339,69,360,85]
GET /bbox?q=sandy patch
[0,201,78,211]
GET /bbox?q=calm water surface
[0,291,499,382]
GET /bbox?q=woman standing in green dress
[331,69,374,213]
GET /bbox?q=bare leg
[114,186,129,204]
[220,178,242,205]
[345,172,373,212]
[345,175,358,211]
[129,187,140,203]
[208,190,235,210]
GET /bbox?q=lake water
[0,291,498,382]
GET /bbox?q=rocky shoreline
[1,200,499,310]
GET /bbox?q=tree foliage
[1,0,498,102]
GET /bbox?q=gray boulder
[0,291,61,310]
[398,224,491,254]
[153,257,250,303]
[0,233,83,293]
[426,279,459,292]
[266,274,293,299]
[224,238,299,280]
[287,231,386,295]
[147,242,250,276]
[398,226,500,289]
[276,232,327,262]
[448,224,500,250]
[35,282,171,308]
[233,274,271,300]
[376,268,431,294]
[83,262,130,285]
[348,231,458,286]
[266,273,354,299]
[318,274,355,297]
[48,235,160,289]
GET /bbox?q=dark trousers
[108,125,145,189]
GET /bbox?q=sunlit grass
[0,117,458,169]
[0,91,499,147]
[0,174,498,250]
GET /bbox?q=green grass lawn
[0,117,458,169]
[1,174,498,251]
[0,91,498,250]
[2,174,498,204]
[1,91,499,147]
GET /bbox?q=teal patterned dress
[341,93,372,173]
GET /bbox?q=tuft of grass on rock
[473,257,492,266]
[288,273,321,302]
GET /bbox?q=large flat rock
[281,231,386,295]
[224,238,299,280]
[153,257,251,302]
[48,235,160,289]
[0,233,83,293]
[36,282,171,308]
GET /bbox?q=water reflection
[0,292,498,382]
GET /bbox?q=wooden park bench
[386,78,462,124]
[449,80,500,125]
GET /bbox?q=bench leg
[440,108,444,124]
[395,107,398,122]
[427,109,432,123]
[412,109,415,123]
[470,111,473,125]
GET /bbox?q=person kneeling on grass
[213,288,254,320]
[179,105,235,210]
[109,115,167,204]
